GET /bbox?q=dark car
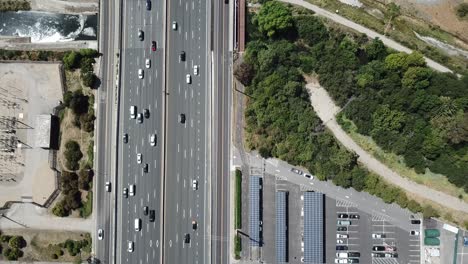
[179,51,186,61]
[337,213,348,219]
[337,226,347,231]
[350,214,360,219]
[143,163,149,173]
[192,220,197,230]
[143,206,148,216]
[144,109,150,118]
[184,234,190,243]
[138,29,144,41]
[149,210,155,222]
[348,252,361,258]
[411,219,421,224]
[464,236,468,246]
[151,41,157,51]
[336,245,348,251]
[146,0,151,10]
[179,113,186,124]
[372,246,386,251]
[372,252,385,258]
[349,258,359,263]
[123,133,128,143]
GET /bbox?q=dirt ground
[376,0,468,43]
[0,229,91,262]
[28,0,98,14]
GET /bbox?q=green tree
[257,1,293,38]
[52,201,70,217]
[365,38,387,61]
[80,112,95,133]
[446,112,468,144]
[64,140,83,171]
[402,67,432,90]
[81,72,96,88]
[63,51,81,70]
[9,236,26,249]
[233,61,255,86]
[294,15,328,45]
[456,3,468,18]
[371,105,406,133]
[68,90,89,115]
[384,52,425,73]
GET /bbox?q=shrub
[52,201,70,217]
[78,169,92,190]
[51,253,58,259]
[68,90,89,115]
[456,3,468,18]
[1,235,11,242]
[80,112,95,132]
[9,236,26,249]
[80,191,93,218]
[63,51,81,70]
[64,140,83,171]
[234,61,255,86]
[81,71,96,88]
[3,247,22,261]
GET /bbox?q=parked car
[372,233,386,239]
[385,253,397,258]
[372,246,386,251]
[337,226,347,232]
[336,239,344,244]
[290,168,303,175]
[410,230,419,236]
[348,252,360,258]
[348,258,359,263]
[371,252,385,258]
[304,173,313,179]
[464,236,468,247]
[334,259,348,264]
[337,234,348,238]
[350,214,360,219]
[337,213,349,219]
[411,219,421,224]
[336,245,348,250]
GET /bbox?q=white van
[130,106,137,119]
[129,184,135,196]
[127,241,134,252]
[135,218,141,231]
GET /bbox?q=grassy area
[235,169,242,229]
[338,113,468,203]
[79,191,93,218]
[0,0,30,11]
[303,0,468,73]
[234,234,242,260]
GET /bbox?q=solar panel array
[249,176,262,247]
[276,191,288,263]
[304,191,324,263]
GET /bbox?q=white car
[410,230,419,236]
[192,179,198,190]
[138,69,144,79]
[150,134,156,146]
[193,65,199,75]
[137,153,142,164]
[105,182,111,192]
[304,173,313,179]
[137,113,143,123]
[145,58,151,68]
[335,259,348,264]
[98,229,104,240]
[336,239,344,244]
[172,21,177,30]
[128,241,134,252]
[372,233,386,239]
[337,234,348,238]
[186,74,191,84]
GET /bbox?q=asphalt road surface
[163,0,210,262]
[211,0,231,263]
[117,0,165,263]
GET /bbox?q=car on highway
[146,0,151,10]
[186,74,191,84]
[410,230,419,236]
[143,206,148,216]
[143,163,148,173]
[350,214,360,219]
[179,113,186,124]
[337,234,348,238]
[336,245,348,250]
[145,58,151,68]
[172,21,177,30]
[192,179,198,190]
[137,113,143,123]
[337,213,348,219]
[194,65,199,75]
[150,134,157,146]
[123,187,128,198]
[138,69,144,79]
[123,133,128,143]
[372,233,386,239]
[337,226,347,231]
[130,106,136,119]
[184,233,190,243]
[137,153,142,164]
[179,51,186,61]
[348,252,360,257]
[134,218,141,231]
[98,229,104,240]
[128,241,134,252]
[192,220,197,230]
[149,210,155,222]
[464,236,468,246]
[371,252,385,258]
[138,29,144,41]
[144,108,150,118]
[290,168,303,175]
[151,41,157,51]
[105,182,111,192]
[129,184,135,196]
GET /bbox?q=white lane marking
[177,143,180,152]
[176,203,178,212]
[184,89,187,99]
[184,149,186,159]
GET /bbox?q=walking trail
[280,0,453,73]
[0,203,92,231]
[306,81,468,213]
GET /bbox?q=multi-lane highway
[117,0,165,263]
[163,0,210,262]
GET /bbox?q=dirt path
[306,82,468,213]
[28,0,98,14]
[280,0,454,73]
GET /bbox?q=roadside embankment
[28,0,98,14]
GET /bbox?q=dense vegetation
[0,0,30,11]
[52,168,93,217]
[456,3,468,19]
[241,1,440,217]
[62,49,99,88]
[0,234,26,261]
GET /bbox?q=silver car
[150,134,157,146]
[137,153,142,164]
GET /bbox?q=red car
[151,41,157,51]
